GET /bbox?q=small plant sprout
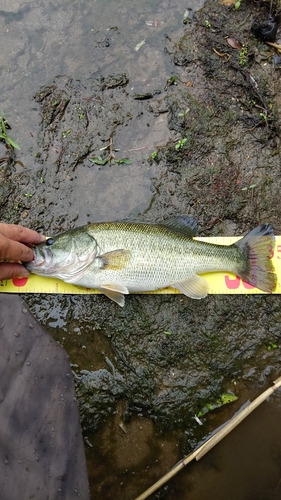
[267,343,278,350]
[89,156,108,166]
[62,129,71,138]
[241,183,256,192]
[248,99,256,106]
[89,137,132,166]
[0,114,20,150]
[151,151,158,159]
[241,183,256,203]
[175,138,187,150]
[164,75,178,90]
[116,158,132,165]
[178,108,190,118]
[24,193,33,198]
[239,44,248,66]
[205,19,211,28]
[235,0,242,9]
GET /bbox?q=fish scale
[86,222,240,288]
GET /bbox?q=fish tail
[234,224,277,293]
[234,223,277,293]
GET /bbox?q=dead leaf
[221,0,236,5]
[227,37,242,50]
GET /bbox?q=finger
[0,263,30,281]
[0,234,35,262]
[0,223,45,245]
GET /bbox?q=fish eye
[46,238,55,246]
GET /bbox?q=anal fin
[172,275,210,299]
[101,283,129,307]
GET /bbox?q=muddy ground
[1,1,281,499]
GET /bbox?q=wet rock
[173,32,199,66]
[24,291,281,438]
[0,184,10,206]
[251,15,278,43]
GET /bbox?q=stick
[212,48,230,62]
[266,41,281,51]
[134,376,281,500]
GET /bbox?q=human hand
[0,223,45,280]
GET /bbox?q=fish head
[25,228,98,281]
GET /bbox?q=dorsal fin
[160,216,198,237]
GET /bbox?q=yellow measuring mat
[0,236,280,295]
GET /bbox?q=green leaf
[6,136,20,150]
[0,114,20,149]
[220,393,238,404]
[89,156,108,165]
[163,331,172,335]
[267,343,278,350]
[198,392,238,417]
[135,40,145,51]
[117,158,132,165]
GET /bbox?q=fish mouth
[25,246,53,272]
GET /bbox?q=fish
[25,217,277,307]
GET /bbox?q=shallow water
[25,291,281,500]
[0,0,202,225]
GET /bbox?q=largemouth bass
[25,217,277,307]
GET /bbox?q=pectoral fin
[172,275,210,299]
[99,249,131,270]
[101,283,129,307]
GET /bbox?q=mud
[1,0,281,499]
[0,74,155,230]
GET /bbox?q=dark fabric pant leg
[0,294,90,500]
